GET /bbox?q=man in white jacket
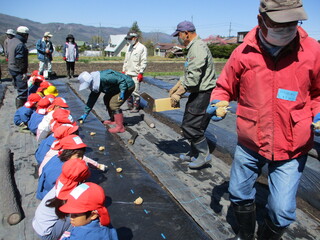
[122,31,147,112]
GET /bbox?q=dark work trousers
[103,85,135,115]
[181,89,212,143]
[9,69,28,101]
[66,61,75,76]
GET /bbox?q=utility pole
[99,22,102,52]
[228,22,232,38]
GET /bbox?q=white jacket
[123,41,147,76]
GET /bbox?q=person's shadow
[210,180,269,234]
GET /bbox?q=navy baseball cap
[172,21,196,37]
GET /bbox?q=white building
[104,34,128,57]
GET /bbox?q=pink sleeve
[83,156,99,168]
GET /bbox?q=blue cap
[171,21,196,37]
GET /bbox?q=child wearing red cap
[28,97,52,135]
[59,182,118,240]
[35,109,76,164]
[28,73,45,95]
[37,97,69,142]
[36,135,87,200]
[13,93,42,132]
[38,125,106,175]
[36,124,79,166]
[33,158,90,240]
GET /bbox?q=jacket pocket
[236,105,260,147]
[290,108,313,150]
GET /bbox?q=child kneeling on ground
[59,182,118,240]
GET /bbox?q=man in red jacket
[207,0,320,239]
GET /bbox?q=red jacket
[211,26,320,161]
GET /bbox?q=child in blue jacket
[36,134,86,200]
[28,97,52,134]
[59,182,118,240]
[14,93,42,131]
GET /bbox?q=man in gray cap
[36,32,54,79]
[207,1,320,239]
[121,30,147,114]
[170,21,216,169]
[4,29,15,60]
[7,26,30,108]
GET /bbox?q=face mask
[178,37,185,45]
[261,18,297,46]
[128,39,136,45]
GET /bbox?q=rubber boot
[188,138,211,169]
[130,97,140,113]
[103,109,115,125]
[257,218,286,240]
[15,98,25,109]
[228,202,256,240]
[71,70,74,78]
[108,111,125,133]
[179,142,198,161]
[67,69,71,79]
[127,96,133,110]
[103,118,115,125]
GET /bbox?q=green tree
[129,21,142,40]
[208,44,239,59]
[143,40,154,56]
[91,35,104,44]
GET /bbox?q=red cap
[36,97,51,114]
[53,108,74,124]
[34,75,45,83]
[59,182,110,226]
[53,124,79,139]
[52,97,69,108]
[32,70,39,76]
[24,93,42,108]
[55,158,91,200]
[52,134,87,150]
[40,81,52,89]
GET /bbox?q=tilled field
[0,62,225,78]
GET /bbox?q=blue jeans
[229,144,307,227]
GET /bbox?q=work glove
[312,113,320,136]
[122,71,125,74]
[76,58,79,61]
[78,113,88,123]
[6,58,8,62]
[169,80,181,97]
[118,91,125,103]
[137,73,143,82]
[63,57,67,61]
[170,84,186,108]
[206,100,229,121]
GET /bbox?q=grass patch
[145,72,183,77]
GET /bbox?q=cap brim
[267,7,308,23]
[171,30,180,37]
[59,200,88,214]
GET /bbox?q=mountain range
[0,13,174,47]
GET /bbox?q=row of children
[13,72,118,239]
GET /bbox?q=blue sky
[1,0,320,40]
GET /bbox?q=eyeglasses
[261,15,299,29]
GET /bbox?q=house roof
[104,34,127,52]
[155,43,185,50]
[75,41,87,46]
